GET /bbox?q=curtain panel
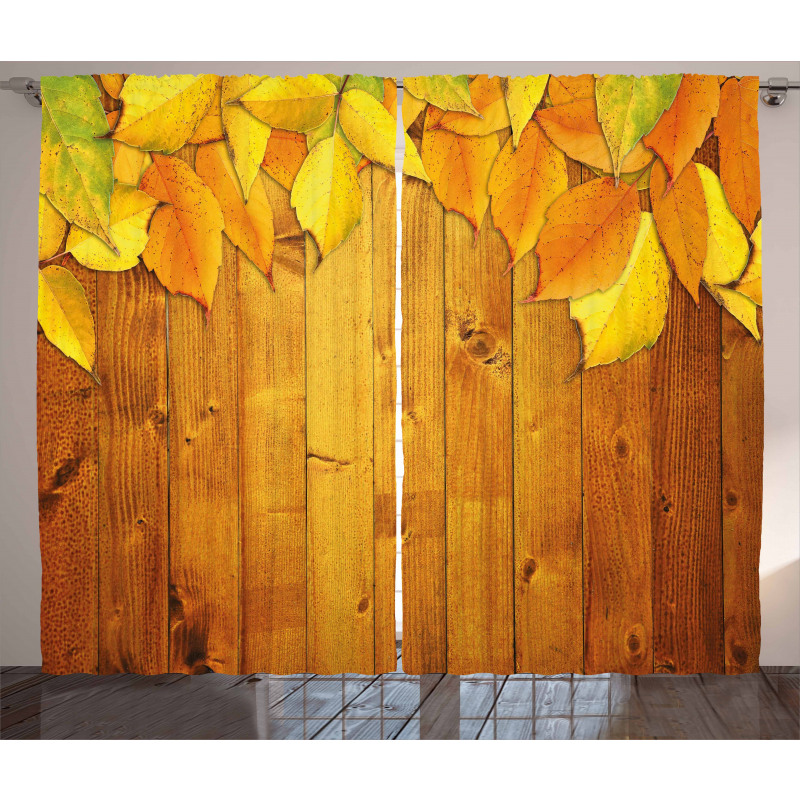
[37,74,397,675]
[400,74,763,675]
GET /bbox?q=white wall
[1,61,797,666]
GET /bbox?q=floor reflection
[1,661,797,740]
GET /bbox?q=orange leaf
[421,106,500,232]
[488,119,568,270]
[714,77,761,232]
[140,153,224,312]
[529,177,640,301]
[261,129,308,191]
[535,75,651,174]
[196,142,274,289]
[643,75,720,189]
[650,159,707,304]
[382,78,397,117]
[432,75,511,136]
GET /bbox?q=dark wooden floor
[2,651,797,739]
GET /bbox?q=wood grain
[512,155,583,675]
[372,165,398,673]
[722,307,763,673]
[238,174,307,674]
[444,187,514,675]
[97,267,168,674]
[400,177,446,674]
[167,145,240,675]
[306,166,375,674]
[38,258,98,675]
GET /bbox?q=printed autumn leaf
[570,212,671,370]
[535,75,652,175]
[196,142,274,287]
[728,220,762,305]
[106,111,152,187]
[432,75,511,137]
[221,76,271,200]
[696,163,760,340]
[140,153,224,312]
[38,264,97,377]
[403,133,431,183]
[421,106,500,232]
[339,88,397,169]
[382,78,397,117]
[595,74,681,182]
[528,177,640,301]
[488,119,567,270]
[505,75,548,149]
[113,75,219,154]
[40,75,115,249]
[326,74,385,100]
[261,129,308,190]
[38,195,68,261]
[100,74,126,100]
[649,159,708,304]
[715,77,761,232]
[291,129,362,258]
[404,75,480,115]
[66,183,158,271]
[188,78,224,145]
[239,75,338,132]
[306,112,362,164]
[403,90,427,130]
[642,74,720,189]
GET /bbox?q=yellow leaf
[402,132,431,183]
[221,75,271,201]
[570,212,671,370]
[404,75,480,115]
[188,78,224,144]
[261,129,308,190]
[113,74,218,153]
[488,120,567,269]
[100,73,126,100]
[40,76,115,248]
[66,183,158,271]
[196,142,274,287]
[339,88,397,169]
[505,75,548,148]
[239,75,338,132]
[38,195,68,261]
[402,90,427,130]
[140,153,224,312]
[421,106,500,232]
[291,129,362,258]
[728,219,762,305]
[107,110,152,186]
[38,264,96,376]
[696,163,760,339]
[433,75,511,136]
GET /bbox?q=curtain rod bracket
[760,77,795,107]
[0,77,41,107]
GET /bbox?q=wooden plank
[37,258,98,675]
[238,173,306,674]
[167,145,239,674]
[650,132,724,675]
[306,166,375,674]
[721,307,763,673]
[96,267,168,674]
[512,156,583,674]
[581,164,653,675]
[444,189,514,675]
[372,165,398,673]
[400,176,446,674]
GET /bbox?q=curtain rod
[3,76,799,108]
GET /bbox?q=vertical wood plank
[306,166,375,674]
[238,173,307,674]
[400,177,447,674]
[168,145,240,675]
[372,165,398,673]
[37,259,98,674]
[581,162,654,675]
[445,196,514,675]
[512,156,583,675]
[722,307,763,673]
[97,267,168,674]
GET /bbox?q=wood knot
[520,557,537,582]
[627,633,641,653]
[726,491,738,508]
[168,586,184,621]
[465,330,497,361]
[614,437,629,458]
[731,644,748,665]
[655,661,676,674]
[54,458,80,489]
[148,408,166,427]
[357,595,370,614]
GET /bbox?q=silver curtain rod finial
[0,77,41,107]
[760,77,799,107]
